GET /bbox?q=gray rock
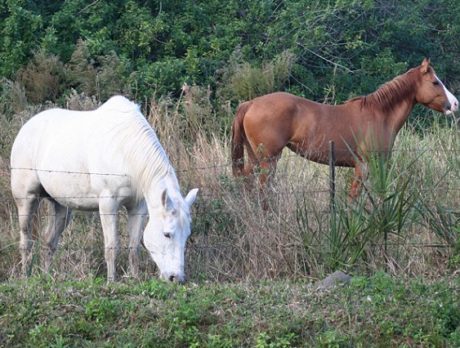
[315,271,352,290]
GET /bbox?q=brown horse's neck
[389,98,416,134]
[359,68,418,133]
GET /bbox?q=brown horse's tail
[231,101,251,177]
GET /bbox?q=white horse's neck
[126,139,174,200]
[100,97,175,200]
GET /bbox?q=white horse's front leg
[99,196,119,282]
[127,201,147,278]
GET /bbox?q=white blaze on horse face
[435,74,459,114]
[143,188,197,282]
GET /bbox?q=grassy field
[0,273,459,347]
[0,92,459,346]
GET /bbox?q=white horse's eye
[164,232,172,239]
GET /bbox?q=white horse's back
[12,96,141,172]
[11,96,154,209]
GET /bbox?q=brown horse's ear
[420,58,431,74]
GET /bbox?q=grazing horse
[11,96,198,282]
[231,59,458,197]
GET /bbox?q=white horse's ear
[185,188,198,207]
[161,189,174,211]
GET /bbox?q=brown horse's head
[415,58,458,114]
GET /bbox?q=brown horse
[231,59,458,197]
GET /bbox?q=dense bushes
[1,0,460,110]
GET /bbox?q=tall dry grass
[148,92,460,281]
[0,88,458,282]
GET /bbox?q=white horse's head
[143,188,198,283]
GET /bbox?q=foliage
[0,0,459,108]
[219,50,296,102]
[0,274,458,347]
[0,5,459,344]
[16,49,67,103]
[295,137,432,272]
[66,39,132,101]
[0,0,43,76]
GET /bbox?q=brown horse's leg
[349,163,364,199]
[258,156,279,187]
[244,137,284,208]
[257,155,281,209]
[258,161,271,188]
[240,141,259,189]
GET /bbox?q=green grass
[0,272,459,347]
[0,94,459,347]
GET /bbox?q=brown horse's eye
[433,80,440,86]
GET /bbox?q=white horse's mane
[99,96,176,198]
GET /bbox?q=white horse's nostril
[167,274,186,283]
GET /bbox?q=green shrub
[219,50,296,102]
[16,49,67,104]
[67,40,132,101]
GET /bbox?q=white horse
[11,96,198,282]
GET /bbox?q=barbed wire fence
[0,143,459,280]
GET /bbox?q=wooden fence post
[329,141,336,214]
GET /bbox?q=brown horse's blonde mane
[348,67,419,113]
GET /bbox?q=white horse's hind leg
[16,196,39,277]
[12,168,44,277]
[43,200,72,272]
[127,202,147,278]
[99,197,119,282]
